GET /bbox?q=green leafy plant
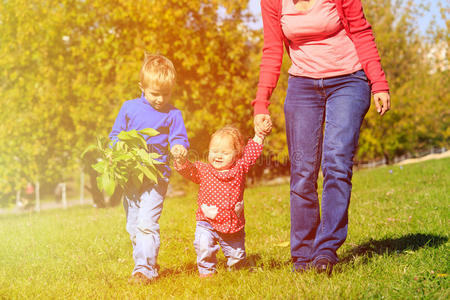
[82,128,164,196]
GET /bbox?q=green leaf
[137,164,158,184]
[137,172,144,183]
[114,141,127,152]
[148,152,162,159]
[138,150,163,165]
[138,128,160,137]
[97,136,106,151]
[136,149,155,165]
[118,130,148,149]
[81,144,98,158]
[102,173,116,196]
[96,176,103,191]
[113,153,133,161]
[92,160,106,173]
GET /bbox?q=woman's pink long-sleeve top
[253,0,390,115]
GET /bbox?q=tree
[0,0,448,207]
[0,0,261,204]
[0,0,77,205]
[357,0,449,162]
[259,0,449,166]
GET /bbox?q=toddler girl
[174,125,265,276]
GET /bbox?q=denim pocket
[350,70,368,82]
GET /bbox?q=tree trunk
[80,170,85,205]
[383,152,390,165]
[62,183,67,209]
[108,186,123,207]
[35,181,40,212]
[86,171,106,208]
[83,152,106,208]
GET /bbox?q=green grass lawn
[0,158,448,299]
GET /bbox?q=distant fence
[3,146,448,214]
[9,171,86,214]
[356,147,448,169]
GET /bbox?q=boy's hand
[171,145,188,165]
[171,144,187,157]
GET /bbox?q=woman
[253,0,390,274]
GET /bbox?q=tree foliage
[357,0,449,162]
[0,0,258,204]
[0,0,448,205]
[261,0,449,165]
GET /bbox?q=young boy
[109,53,189,284]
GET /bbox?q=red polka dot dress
[175,139,263,233]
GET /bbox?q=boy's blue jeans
[284,70,371,267]
[123,179,168,280]
[194,221,246,275]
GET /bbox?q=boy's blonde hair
[210,125,245,158]
[140,53,176,89]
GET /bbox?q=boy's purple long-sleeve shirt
[109,93,189,177]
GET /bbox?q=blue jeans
[194,221,246,275]
[123,179,168,279]
[284,70,371,267]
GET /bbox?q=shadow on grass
[160,253,290,277]
[160,263,199,277]
[232,253,290,271]
[246,253,291,270]
[340,233,447,265]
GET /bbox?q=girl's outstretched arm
[238,138,264,174]
[174,159,202,184]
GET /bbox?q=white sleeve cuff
[252,135,264,145]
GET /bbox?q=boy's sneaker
[128,272,155,285]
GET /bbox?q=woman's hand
[254,114,273,137]
[373,92,390,116]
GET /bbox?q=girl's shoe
[128,272,155,285]
[199,273,215,278]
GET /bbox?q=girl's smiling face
[208,135,237,171]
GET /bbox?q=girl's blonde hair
[210,125,245,158]
[140,52,176,89]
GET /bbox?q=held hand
[174,156,186,166]
[373,92,391,116]
[252,134,264,145]
[171,145,188,165]
[254,114,272,137]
